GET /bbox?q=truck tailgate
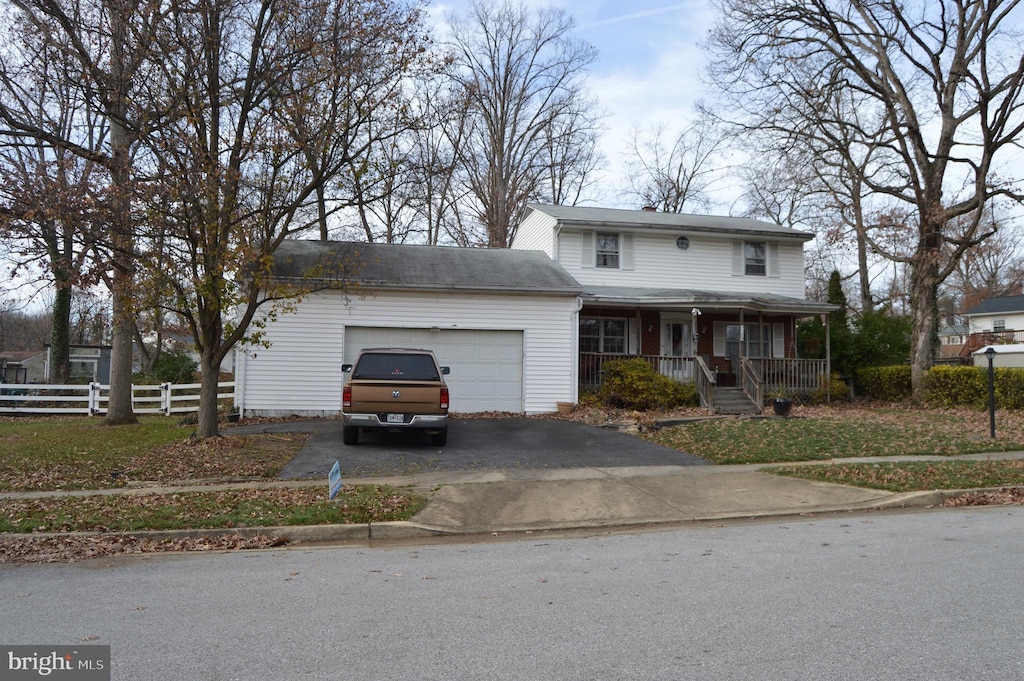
[348,382,444,413]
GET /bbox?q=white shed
[972,344,1024,368]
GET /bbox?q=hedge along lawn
[766,459,1024,493]
[0,416,307,492]
[0,486,429,533]
[641,406,1024,465]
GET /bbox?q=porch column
[738,309,745,363]
[825,314,831,402]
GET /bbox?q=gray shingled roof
[271,240,582,294]
[963,295,1024,316]
[526,204,815,241]
[581,285,836,314]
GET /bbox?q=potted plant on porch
[769,384,792,417]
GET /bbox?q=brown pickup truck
[341,348,450,446]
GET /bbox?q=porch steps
[712,387,761,416]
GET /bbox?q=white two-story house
[513,204,835,400]
[233,204,834,418]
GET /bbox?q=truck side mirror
[441,367,451,375]
[342,364,353,373]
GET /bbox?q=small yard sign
[328,461,343,500]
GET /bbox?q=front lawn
[0,416,428,544]
[765,459,1024,493]
[0,416,304,491]
[642,406,1024,465]
[0,485,428,533]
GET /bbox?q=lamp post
[985,347,997,438]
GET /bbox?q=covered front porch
[576,287,836,411]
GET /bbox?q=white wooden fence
[0,381,235,416]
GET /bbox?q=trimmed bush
[598,358,698,411]
[995,369,1024,411]
[857,365,912,401]
[807,373,851,405]
[924,365,988,408]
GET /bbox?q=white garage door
[343,327,524,413]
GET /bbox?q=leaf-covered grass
[766,460,1024,493]
[643,406,1024,465]
[0,485,428,533]
[0,416,306,491]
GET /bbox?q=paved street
[4,507,1024,680]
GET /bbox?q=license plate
[386,413,405,424]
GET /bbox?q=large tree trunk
[908,236,942,401]
[197,348,222,439]
[102,3,137,426]
[50,282,72,384]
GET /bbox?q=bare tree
[446,0,601,247]
[0,9,109,383]
[0,0,170,423]
[134,0,429,438]
[624,113,727,213]
[707,0,1024,398]
[945,206,1024,313]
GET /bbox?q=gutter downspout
[571,295,584,405]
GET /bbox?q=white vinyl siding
[967,312,1024,335]
[561,230,805,297]
[509,210,556,256]
[236,289,577,416]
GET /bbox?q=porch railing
[962,330,1024,357]
[694,355,715,409]
[739,358,762,406]
[579,353,697,391]
[754,358,829,396]
[580,353,828,401]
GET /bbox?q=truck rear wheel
[343,426,359,445]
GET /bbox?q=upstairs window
[745,241,766,276]
[994,319,1006,332]
[596,233,620,268]
[580,231,633,269]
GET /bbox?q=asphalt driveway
[230,418,708,479]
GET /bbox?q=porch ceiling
[580,285,837,315]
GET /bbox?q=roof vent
[642,206,657,212]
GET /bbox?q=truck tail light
[440,387,449,410]
[342,385,352,408]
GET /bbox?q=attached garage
[343,327,524,413]
[235,240,581,418]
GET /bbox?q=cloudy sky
[428,0,725,209]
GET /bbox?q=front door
[661,320,692,380]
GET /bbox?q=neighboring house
[0,345,111,384]
[938,323,968,360]
[961,295,1024,357]
[235,205,835,417]
[0,350,47,383]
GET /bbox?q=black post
[986,347,996,438]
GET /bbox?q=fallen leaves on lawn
[0,533,290,564]
[0,485,426,533]
[942,486,1024,507]
[126,434,308,483]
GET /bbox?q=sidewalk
[7,453,1022,542]
[313,450,1024,535]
